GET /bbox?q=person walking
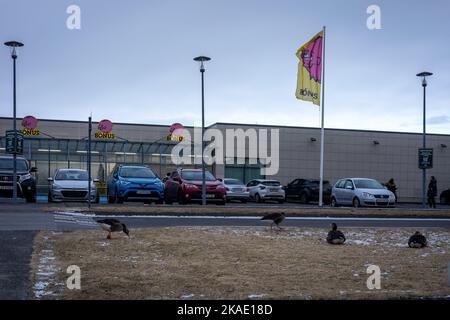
[427,176,437,209]
[386,178,398,203]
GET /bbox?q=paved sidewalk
[0,231,37,300]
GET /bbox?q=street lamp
[416,71,433,208]
[4,41,24,202]
[193,56,211,206]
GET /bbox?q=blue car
[107,165,164,204]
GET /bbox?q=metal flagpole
[88,116,92,209]
[318,26,326,208]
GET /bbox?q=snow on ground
[33,232,64,299]
[184,226,449,251]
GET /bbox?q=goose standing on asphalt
[326,223,346,244]
[408,231,427,248]
[96,219,130,239]
[261,212,285,230]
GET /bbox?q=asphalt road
[0,209,449,231]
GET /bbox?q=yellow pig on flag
[295,31,323,106]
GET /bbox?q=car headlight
[216,185,226,189]
[19,173,32,183]
[185,183,198,189]
[120,180,131,185]
[52,184,63,190]
[362,192,375,199]
[154,181,163,187]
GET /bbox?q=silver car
[221,178,249,203]
[246,179,285,203]
[331,178,395,207]
[48,169,99,203]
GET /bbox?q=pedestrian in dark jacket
[386,178,397,202]
[427,176,437,209]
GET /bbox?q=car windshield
[0,158,28,171]
[120,167,156,179]
[181,171,216,181]
[56,170,89,181]
[224,179,242,185]
[354,179,384,189]
[262,181,281,186]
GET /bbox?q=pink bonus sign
[98,119,113,133]
[22,116,38,130]
[169,123,184,136]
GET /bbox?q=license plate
[206,194,215,198]
[136,190,151,195]
[270,188,279,192]
[232,188,243,192]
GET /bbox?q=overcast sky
[0,0,449,133]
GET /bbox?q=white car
[48,169,99,203]
[331,178,395,207]
[220,178,249,203]
[246,179,285,203]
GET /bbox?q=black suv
[0,155,37,202]
[440,188,450,205]
[284,178,331,204]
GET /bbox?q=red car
[164,168,226,205]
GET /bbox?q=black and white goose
[261,212,285,230]
[408,231,427,248]
[326,223,346,244]
[96,219,130,239]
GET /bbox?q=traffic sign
[5,130,24,154]
[418,148,433,169]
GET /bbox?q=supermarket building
[1,116,449,202]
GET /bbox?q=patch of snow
[180,294,195,299]
[248,294,267,299]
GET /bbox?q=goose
[261,212,285,230]
[326,223,346,244]
[96,219,130,239]
[408,231,427,248]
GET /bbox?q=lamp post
[193,56,211,206]
[4,41,24,203]
[416,71,433,208]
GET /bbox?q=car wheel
[255,193,263,203]
[164,192,173,204]
[299,193,308,204]
[331,197,338,207]
[353,197,361,208]
[178,191,186,205]
[115,189,124,204]
[26,194,37,203]
[107,188,116,204]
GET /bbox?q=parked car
[440,188,450,205]
[284,178,331,204]
[164,168,226,205]
[0,155,37,203]
[331,178,395,207]
[107,165,164,204]
[48,169,99,203]
[246,179,285,203]
[220,178,249,203]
